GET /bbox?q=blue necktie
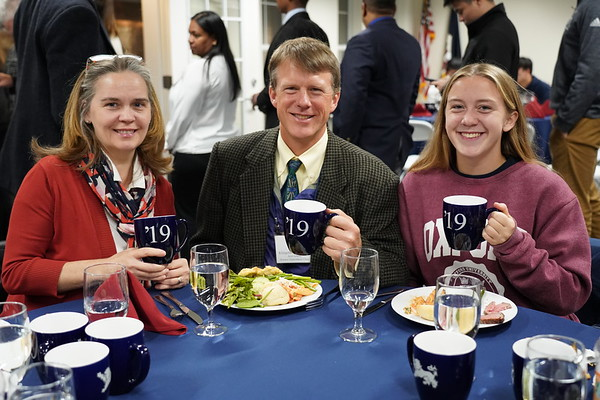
[281,158,302,203]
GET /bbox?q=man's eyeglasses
[86,54,143,69]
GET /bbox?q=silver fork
[305,286,339,311]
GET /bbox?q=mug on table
[29,311,89,362]
[134,215,189,264]
[442,195,498,251]
[407,330,476,400]
[44,341,111,400]
[85,317,150,395]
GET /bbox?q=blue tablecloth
[30,281,600,400]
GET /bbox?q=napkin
[126,271,187,335]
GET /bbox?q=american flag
[418,0,435,97]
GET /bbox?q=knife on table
[162,291,204,325]
[363,289,407,317]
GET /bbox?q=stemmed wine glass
[338,247,379,343]
[189,244,230,337]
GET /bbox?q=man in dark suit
[333,0,421,172]
[0,0,114,203]
[251,0,328,129]
[194,38,407,287]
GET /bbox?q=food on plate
[404,289,513,325]
[415,304,434,321]
[221,266,320,309]
[480,301,513,324]
[239,266,283,277]
[404,289,436,320]
[480,312,505,324]
[260,282,290,306]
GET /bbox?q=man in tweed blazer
[193,38,407,287]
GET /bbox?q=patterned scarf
[80,153,156,247]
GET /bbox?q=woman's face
[84,70,151,162]
[188,19,216,57]
[445,75,518,175]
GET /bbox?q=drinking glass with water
[83,263,129,322]
[523,334,587,400]
[189,244,230,337]
[434,274,482,338]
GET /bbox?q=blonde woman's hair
[33,56,172,176]
[409,63,541,173]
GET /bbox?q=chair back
[399,120,435,177]
[409,119,434,142]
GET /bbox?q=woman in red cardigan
[2,55,189,309]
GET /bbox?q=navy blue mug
[134,215,189,264]
[29,311,89,362]
[45,341,111,400]
[283,200,336,255]
[407,330,477,400]
[442,195,499,251]
[511,337,529,400]
[85,317,150,395]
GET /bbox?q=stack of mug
[28,311,150,400]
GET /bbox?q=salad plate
[391,286,518,328]
[227,284,322,311]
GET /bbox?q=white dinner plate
[391,286,518,328]
[228,284,323,312]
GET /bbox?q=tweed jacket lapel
[316,132,349,210]
[239,131,278,264]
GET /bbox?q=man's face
[269,60,340,155]
[451,0,484,25]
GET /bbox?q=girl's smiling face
[445,75,518,175]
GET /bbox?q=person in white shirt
[166,10,241,239]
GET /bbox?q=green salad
[222,271,321,309]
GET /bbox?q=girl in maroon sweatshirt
[399,63,591,320]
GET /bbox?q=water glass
[189,244,230,337]
[8,362,75,400]
[83,263,129,322]
[434,274,482,338]
[522,334,587,400]
[338,247,379,343]
[0,303,29,327]
[0,325,34,398]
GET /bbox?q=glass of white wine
[190,244,230,337]
[522,334,587,400]
[338,247,379,343]
[434,274,482,338]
